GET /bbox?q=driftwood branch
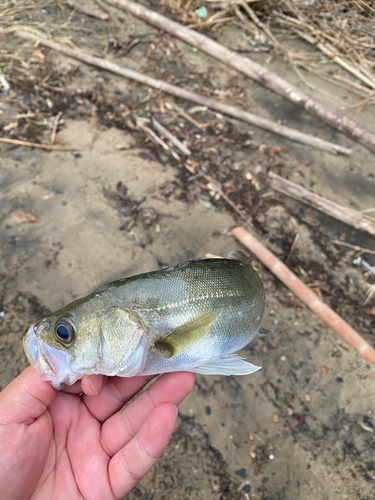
[232,227,375,365]
[15,31,352,156]
[104,0,375,154]
[268,172,375,238]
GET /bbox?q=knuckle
[120,409,137,440]
[119,453,143,483]
[136,434,159,461]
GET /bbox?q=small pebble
[320,365,329,374]
[304,394,311,402]
[287,407,294,416]
[272,413,280,423]
[229,435,233,440]
[249,451,256,459]
[235,468,247,479]
[269,454,274,460]
[280,356,286,361]
[336,377,344,383]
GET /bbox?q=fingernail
[172,404,178,417]
[88,375,104,395]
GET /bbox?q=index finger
[82,375,155,422]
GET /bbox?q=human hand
[0,367,195,500]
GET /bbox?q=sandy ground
[1,2,375,499]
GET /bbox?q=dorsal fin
[226,250,255,264]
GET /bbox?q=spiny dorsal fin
[226,250,255,264]
[153,309,222,359]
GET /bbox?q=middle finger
[100,371,195,457]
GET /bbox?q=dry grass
[158,0,375,107]
[270,0,375,107]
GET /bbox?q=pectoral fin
[153,309,222,359]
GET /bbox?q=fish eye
[55,318,75,344]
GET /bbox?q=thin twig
[286,233,299,262]
[170,102,204,129]
[135,116,181,161]
[103,0,375,154]
[232,227,375,365]
[14,31,352,155]
[151,117,191,156]
[331,240,375,256]
[50,111,62,145]
[0,137,80,151]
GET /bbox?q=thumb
[0,366,56,425]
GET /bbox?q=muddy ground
[0,1,375,499]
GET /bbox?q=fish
[23,250,265,389]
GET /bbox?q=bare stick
[232,227,375,365]
[268,172,375,238]
[151,117,191,156]
[104,0,375,154]
[66,0,109,20]
[15,31,352,155]
[50,110,62,145]
[0,136,80,151]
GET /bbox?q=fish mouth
[23,324,73,389]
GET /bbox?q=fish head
[23,292,149,389]
[23,295,103,389]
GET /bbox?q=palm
[0,368,195,500]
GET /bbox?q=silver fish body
[23,251,265,388]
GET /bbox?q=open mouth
[40,349,57,376]
[23,323,75,388]
[23,324,59,379]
